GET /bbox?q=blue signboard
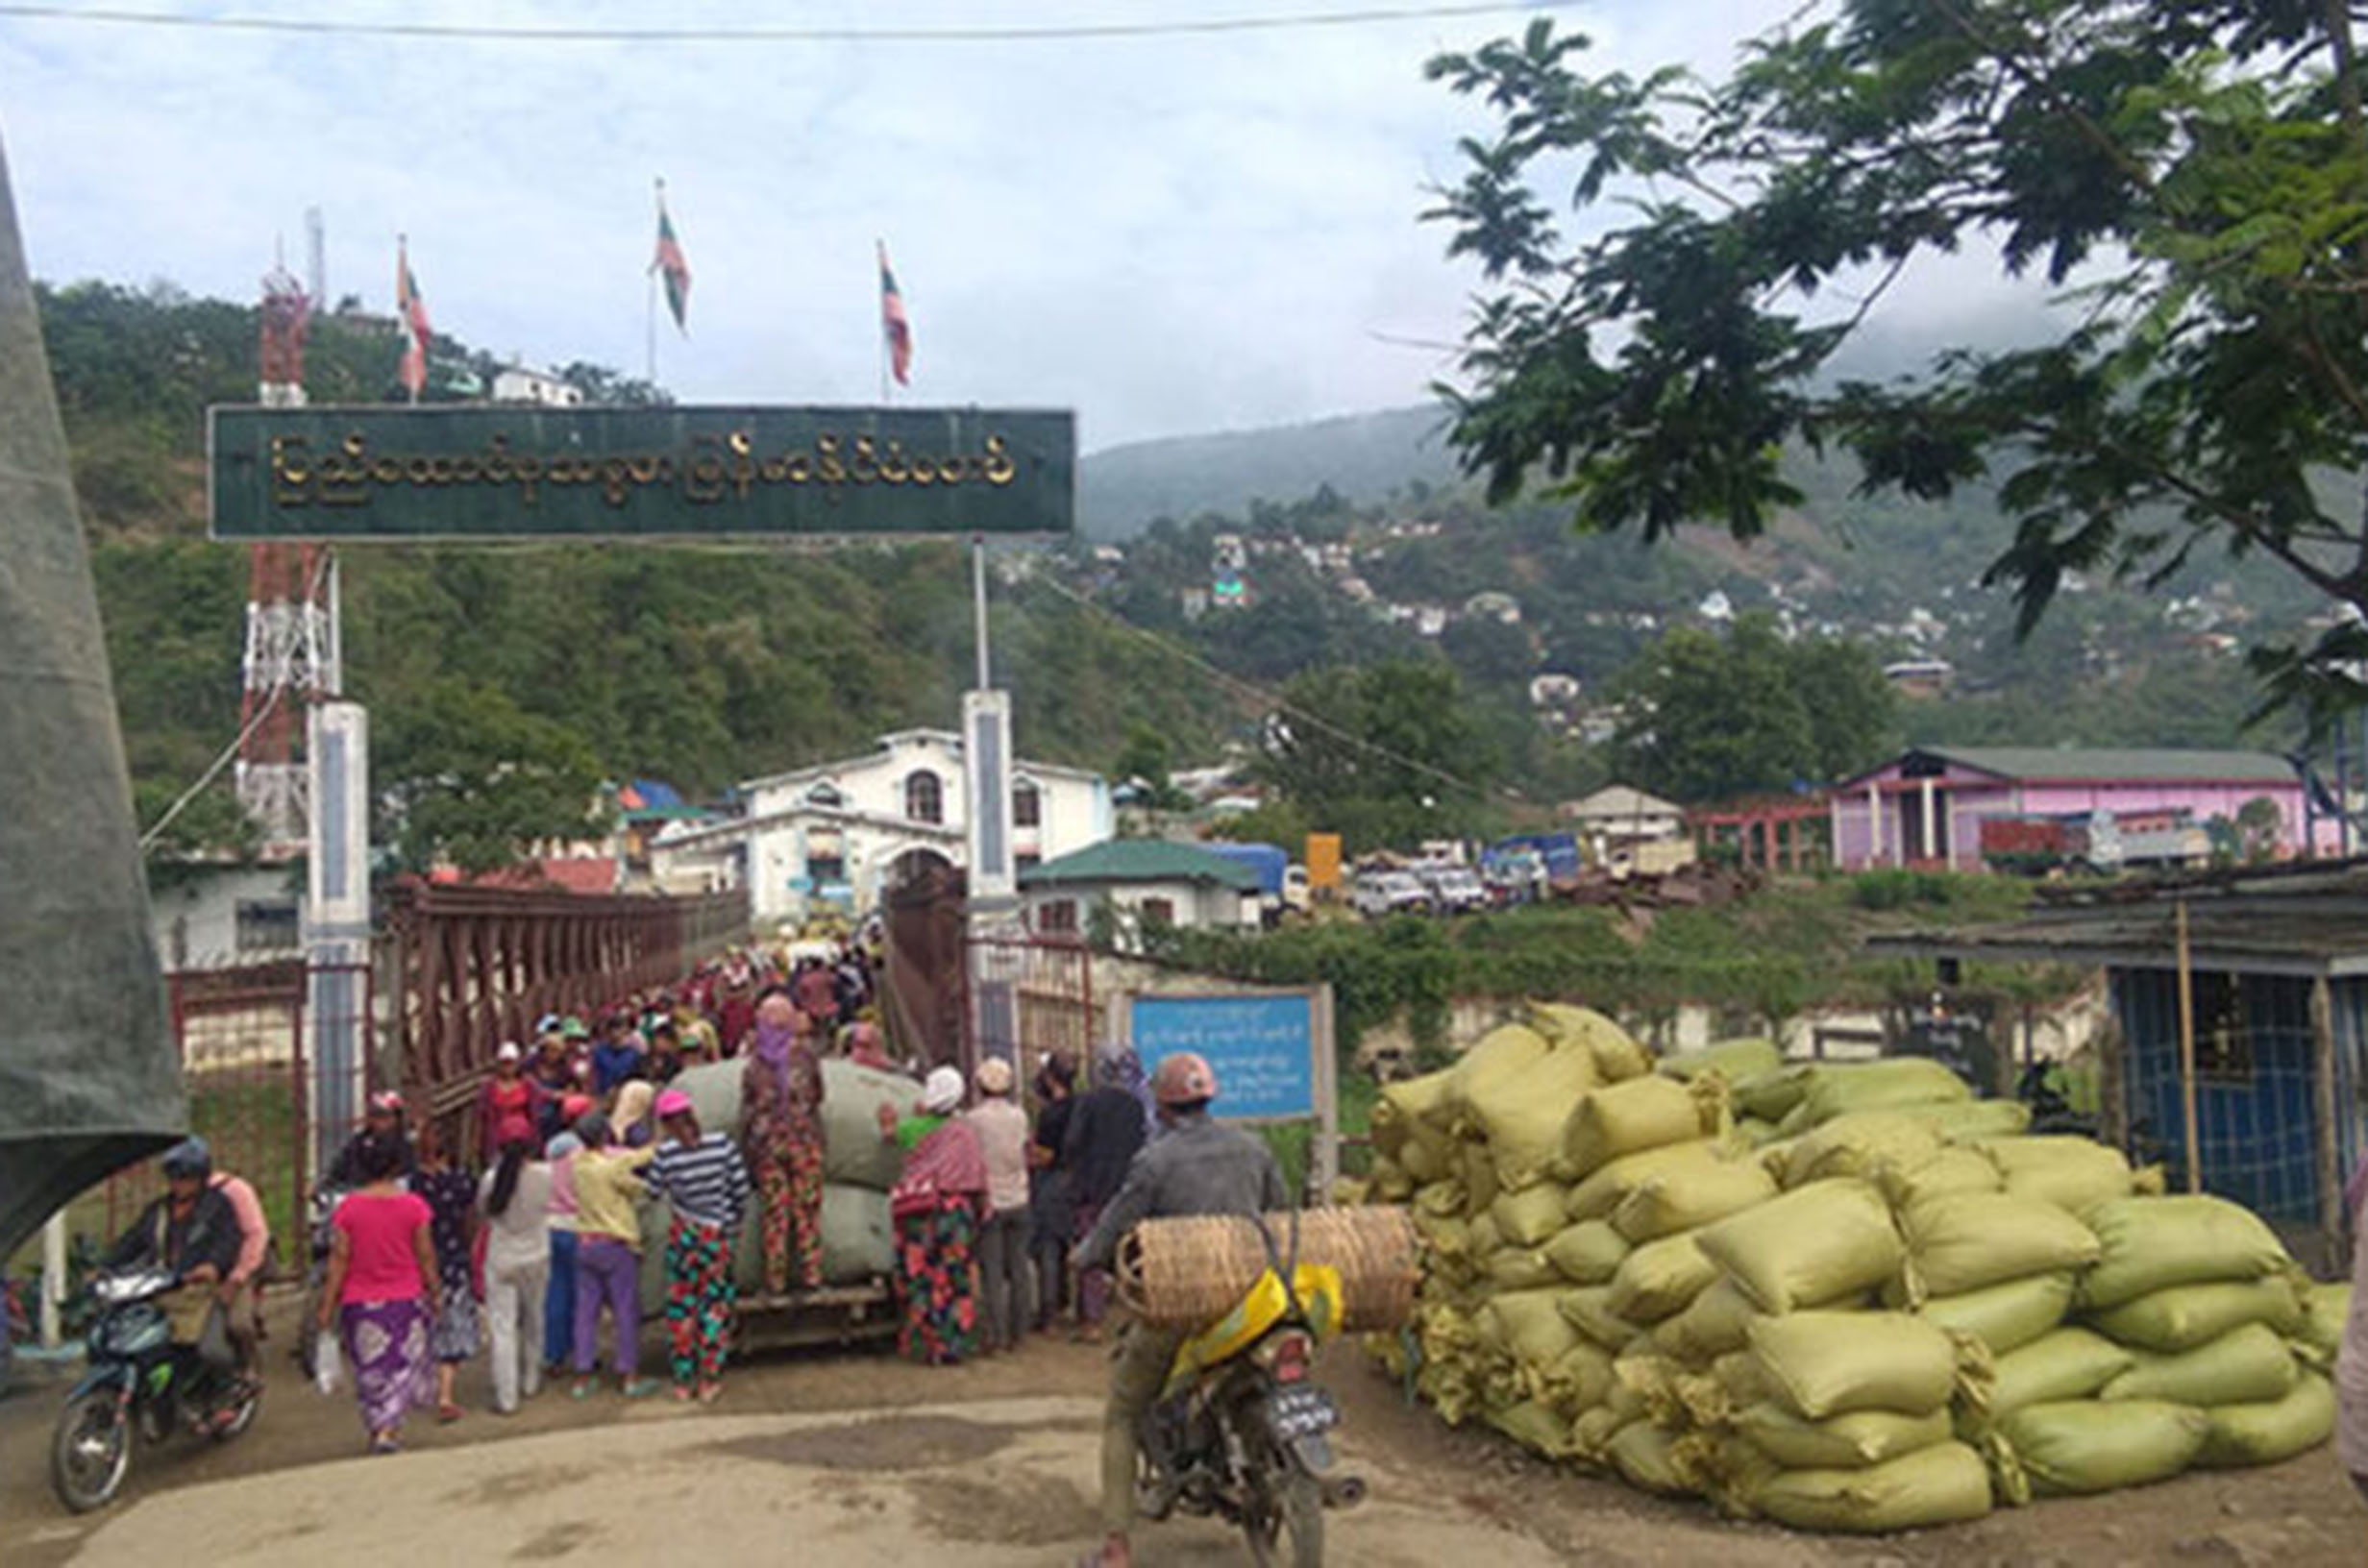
[1130,992,1316,1121]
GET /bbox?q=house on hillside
[490,364,584,406]
[1019,839,1263,951]
[1831,747,2327,871]
[1560,784,1686,841]
[1875,862,2368,1263]
[667,731,1111,929]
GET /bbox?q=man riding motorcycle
[101,1139,243,1419]
[1073,1051,1290,1568]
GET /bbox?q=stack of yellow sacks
[1364,1009,2350,1534]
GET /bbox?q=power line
[0,3,1581,44]
[1025,567,1521,805]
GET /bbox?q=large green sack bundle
[1999,1399,2208,1496]
[1558,1286,1643,1352]
[1532,1339,1616,1414]
[1748,1311,1959,1421]
[1873,1146,2003,1208]
[1480,1287,1583,1370]
[1735,1403,1954,1471]
[1607,1419,1692,1495]
[1608,1234,1719,1323]
[1657,1037,1783,1086]
[1492,1181,1573,1248]
[2084,1276,2306,1355]
[1562,1077,1710,1179]
[1527,1002,1654,1083]
[2297,1282,2352,1367]
[1984,1329,2134,1419]
[2100,1321,2300,1408]
[1612,1157,1778,1244]
[2195,1372,2336,1469]
[1794,1059,1973,1125]
[635,1181,893,1314]
[1732,1064,1813,1125]
[1468,1041,1598,1190]
[1483,1248,1563,1291]
[1898,1190,2101,1300]
[1771,1113,1942,1189]
[1542,1218,1632,1285]
[1979,1136,2136,1214]
[1566,1139,1731,1223]
[1888,1098,2032,1143]
[1451,1022,1553,1119]
[2080,1195,2288,1311]
[1486,1398,1581,1459]
[1698,1178,1906,1314]
[1917,1272,2074,1358]
[669,1057,915,1190]
[1747,1441,1993,1533]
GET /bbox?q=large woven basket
[1115,1207,1419,1331]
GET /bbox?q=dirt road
[2,1299,2362,1566]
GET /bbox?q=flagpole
[399,233,416,406]
[876,238,890,404]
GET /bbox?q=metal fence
[967,935,1095,1088]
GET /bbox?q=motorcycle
[50,1266,260,1513]
[1134,1244,1366,1566]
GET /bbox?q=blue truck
[1201,840,1290,899]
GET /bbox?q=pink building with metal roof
[1831,747,2328,870]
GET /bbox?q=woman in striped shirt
[647,1089,753,1404]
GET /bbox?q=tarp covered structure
[0,129,183,1257]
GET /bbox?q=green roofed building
[1019,838,1263,949]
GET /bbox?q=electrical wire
[1024,566,1524,805]
[0,2,1582,44]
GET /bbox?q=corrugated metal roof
[1019,838,1263,893]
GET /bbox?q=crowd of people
[245,934,1164,1455]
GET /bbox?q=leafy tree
[1255,659,1496,848]
[1111,722,1193,811]
[1613,614,1895,800]
[375,678,610,874]
[1424,7,2368,721]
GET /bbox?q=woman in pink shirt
[317,1136,439,1455]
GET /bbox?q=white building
[150,863,303,970]
[676,730,1112,929]
[491,364,585,406]
[1019,839,1263,951]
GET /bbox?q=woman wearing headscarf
[411,1119,481,1423]
[717,947,758,1055]
[609,1078,658,1151]
[478,1137,551,1415]
[647,1089,753,1403]
[882,1066,989,1365]
[738,989,827,1295]
[1026,1051,1078,1334]
[1062,1049,1150,1341]
[317,1135,436,1455]
[539,1128,583,1382]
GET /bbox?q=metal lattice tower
[235,261,339,854]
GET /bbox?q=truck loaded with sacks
[1356,1007,2350,1533]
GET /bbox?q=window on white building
[1013,780,1042,828]
[1037,898,1078,935]
[904,771,943,824]
[235,898,300,952]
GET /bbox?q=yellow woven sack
[2101,1320,2300,1408]
[1976,1135,2134,1214]
[1562,1077,1709,1179]
[1527,1001,1654,1083]
[1542,1219,1631,1286]
[2195,1372,2335,1469]
[1774,1112,1942,1189]
[1735,1403,1953,1471]
[1607,1233,1719,1323]
[1468,1039,1598,1191]
[1491,1181,1572,1248]
[2085,1277,2306,1354]
[1747,1311,1958,1420]
[1565,1139,1731,1223]
[1696,1177,1905,1314]
[1983,1328,2133,1420]
[1748,1440,1992,1532]
[1658,1037,1783,1086]
[2081,1195,2290,1311]
[1450,1022,1553,1119]
[1612,1156,1778,1245]
[1795,1059,1973,1124]
[1999,1399,2208,1496]
[1916,1272,2073,1358]
[1898,1189,2101,1301]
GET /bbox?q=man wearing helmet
[1073,1050,1290,1568]
[104,1139,245,1373]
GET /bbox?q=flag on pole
[877,240,912,386]
[395,237,432,400]
[652,183,691,333]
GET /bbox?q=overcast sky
[0,1,2039,451]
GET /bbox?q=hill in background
[1081,404,1455,541]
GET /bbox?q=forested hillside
[51,278,2314,870]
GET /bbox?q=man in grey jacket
[1074,1051,1289,1568]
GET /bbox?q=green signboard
[208,404,1073,541]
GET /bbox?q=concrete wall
[150,864,302,970]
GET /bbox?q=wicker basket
[1115,1207,1419,1331]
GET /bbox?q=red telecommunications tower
[234,263,338,854]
